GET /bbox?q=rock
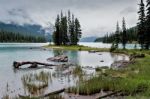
[47,55,68,62]
[88,50,98,53]
[100,60,104,62]
[111,60,129,69]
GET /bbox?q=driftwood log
[13,61,56,68]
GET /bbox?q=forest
[0,30,46,43]
[95,27,137,43]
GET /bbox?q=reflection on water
[0,43,129,98]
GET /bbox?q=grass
[67,50,150,97]
[44,44,109,52]
[21,71,50,95]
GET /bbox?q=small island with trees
[53,11,82,45]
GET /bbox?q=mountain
[0,22,53,41]
[80,37,97,42]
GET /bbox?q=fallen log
[13,61,56,68]
[96,91,122,99]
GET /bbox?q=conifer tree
[59,11,63,45]
[70,14,75,45]
[137,0,145,49]
[145,0,150,49]
[74,18,82,45]
[68,10,71,44]
[115,21,120,48]
[122,17,127,49]
[53,15,60,45]
[61,16,69,45]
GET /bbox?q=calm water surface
[79,42,141,49]
[0,43,129,98]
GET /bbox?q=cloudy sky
[0,0,140,37]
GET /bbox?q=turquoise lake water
[0,43,129,98]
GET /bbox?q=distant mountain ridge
[0,22,53,41]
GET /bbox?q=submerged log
[19,88,65,98]
[88,50,99,53]
[47,55,68,62]
[13,61,56,68]
[41,88,65,97]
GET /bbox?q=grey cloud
[120,7,137,15]
[0,0,139,37]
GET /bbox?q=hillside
[0,22,53,41]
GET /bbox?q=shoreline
[44,45,150,98]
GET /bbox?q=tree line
[53,10,82,45]
[100,23,137,43]
[98,27,137,44]
[97,18,128,49]
[0,30,46,43]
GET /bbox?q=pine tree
[68,10,71,44]
[59,11,64,45]
[61,16,69,45]
[115,21,120,48]
[122,17,127,49]
[74,18,82,45]
[53,15,60,45]
[137,0,145,49]
[70,14,75,45]
[145,0,150,49]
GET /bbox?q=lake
[79,42,141,49]
[0,43,129,98]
